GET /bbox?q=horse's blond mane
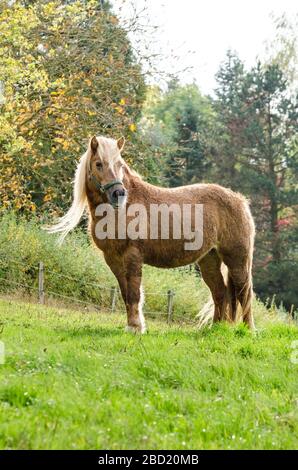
[123,161,142,180]
[46,147,91,242]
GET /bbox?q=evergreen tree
[212,51,248,187]
[149,82,213,187]
[214,52,298,309]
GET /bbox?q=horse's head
[88,135,127,209]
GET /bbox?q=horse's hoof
[125,325,147,334]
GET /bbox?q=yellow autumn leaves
[0,1,144,215]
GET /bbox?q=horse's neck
[124,168,155,204]
[123,166,144,192]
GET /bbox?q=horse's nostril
[112,188,126,200]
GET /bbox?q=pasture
[0,299,297,450]
[0,0,297,455]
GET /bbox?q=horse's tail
[196,297,214,329]
[196,263,240,328]
[44,149,89,242]
[237,243,255,328]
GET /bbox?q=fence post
[38,261,45,304]
[110,286,117,313]
[167,289,174,323]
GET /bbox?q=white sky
[113,0,297,94]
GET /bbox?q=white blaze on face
[95,136,127,208]
[97,137,124,173]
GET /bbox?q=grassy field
[0,298,297,450]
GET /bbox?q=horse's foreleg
[116,272,146,333]
[125,275,145,334]
[124,248,146,334]
[104,250,145,333]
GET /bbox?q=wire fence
[1,256,296,323]
[0,256,186,322]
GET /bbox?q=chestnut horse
[48,136,255,333]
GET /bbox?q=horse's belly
[143,242,203,268]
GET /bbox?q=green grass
[0,298,297,450]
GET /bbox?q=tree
[141,82,214,187]
[213,51,298,308]
[0,0,145,215]
[264,13,298,94]
[212,51,248,187]
[243,63,298,308]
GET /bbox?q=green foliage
[0,299,297,449]
[140,61,297,310]
[0,0,145,214]
[1,4,296,312]
[212,51,298,309]
[141,83,214,187]
[254,260,298,311]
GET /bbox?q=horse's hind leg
[221,253,255,330]
[198,249,227,323]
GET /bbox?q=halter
[90,175,123,194]
[88,160,123,194]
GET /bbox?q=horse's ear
[117,136,125,152]
[90,136,98,154]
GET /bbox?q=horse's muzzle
[107,184,127,208]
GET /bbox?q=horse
[48,135,255,333]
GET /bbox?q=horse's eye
[96,161,103,170]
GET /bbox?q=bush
[254,260,298,312]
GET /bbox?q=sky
[113,0,297,94]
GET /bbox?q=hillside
[0,299,297,450]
